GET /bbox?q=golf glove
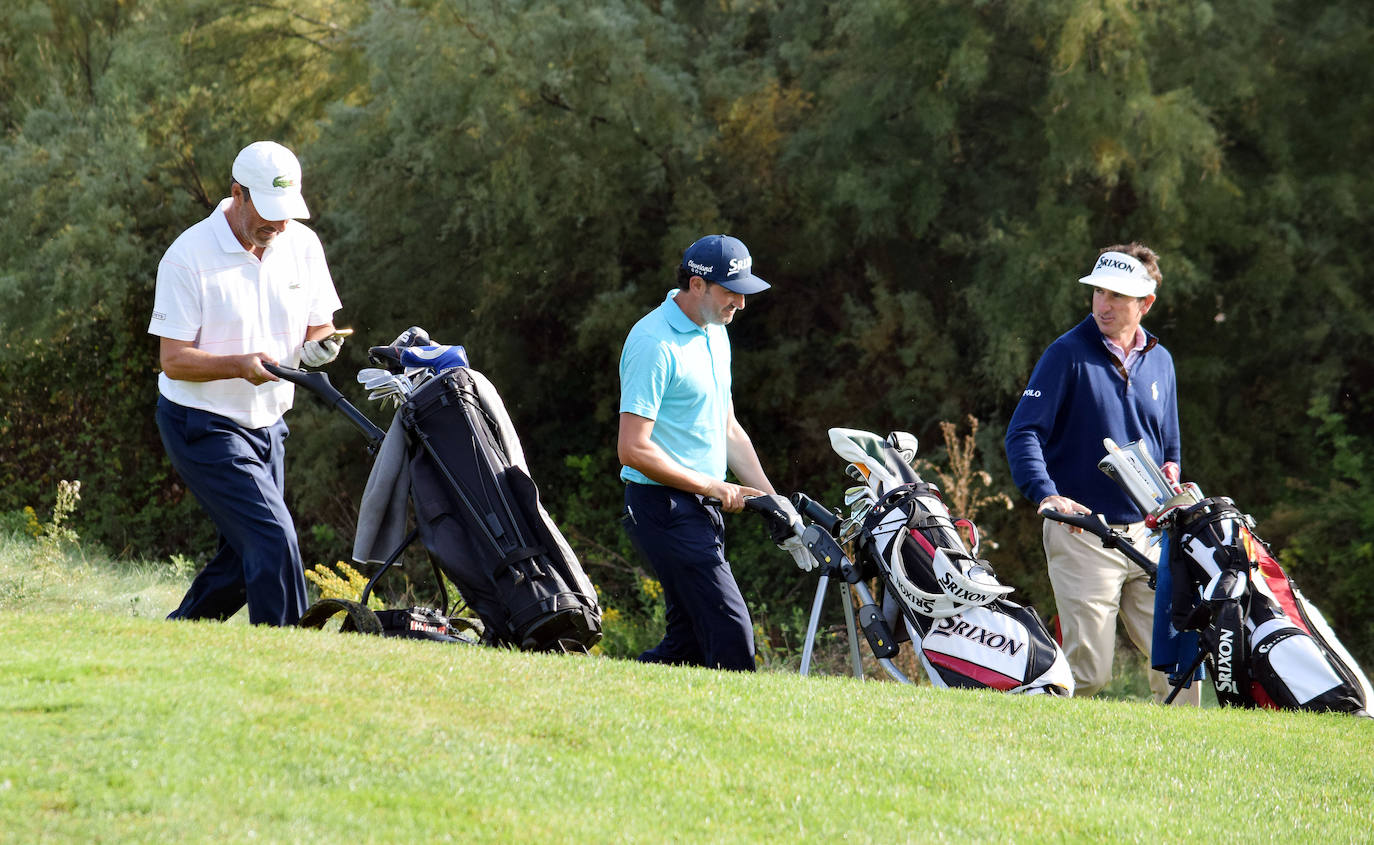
[301,336,343,367]
[780,535,817,572]
[1161,461,1181,486]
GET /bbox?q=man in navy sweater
[1005,243,1198,704]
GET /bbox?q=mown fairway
[1,546,1369,843]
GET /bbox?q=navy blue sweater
[1004,316,1181,524]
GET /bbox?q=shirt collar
[663,289,705,334]
[211,196,283,256]
[1102,326,1147,360]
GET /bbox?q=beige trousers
[1043,519,1200,705]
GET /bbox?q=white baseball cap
[231,141,310,221]
[1078,250,1157,297]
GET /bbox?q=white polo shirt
[148,198,341,428]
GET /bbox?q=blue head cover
[400,344,469,372]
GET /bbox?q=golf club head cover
[369,327,434,373]
[399,344,469,372]
[391,326,431,348]
[300,335,343,367]
[886,430,919,467]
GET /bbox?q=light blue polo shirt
[619,290,732,485]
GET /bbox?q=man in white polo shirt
[149,141,344,626]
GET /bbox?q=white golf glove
[781,535,817,572]
[301,336,343,367]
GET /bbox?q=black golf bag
[276,332,601,653]
[1082,438,1371,715]
[399,366,602,652]
[1164,496,1370,714]
[778,428,1072,694]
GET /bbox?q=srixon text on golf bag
[1048,438,1371,716]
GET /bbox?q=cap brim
[250,191,311,221]
[718,274,770,295]
[1078,275,1154,298]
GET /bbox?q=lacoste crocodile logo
[272,176,294,188]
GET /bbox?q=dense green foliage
[3,1,1372,662]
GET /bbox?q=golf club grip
[791,492,840,534]
[1038,507,1100,532]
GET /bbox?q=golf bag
[862,484,1071,693]
[1096,439,1371,715]
[779,428,1071,694]
[399,365,602,652]
[1164,497,1370,713]
[277,330,601,652]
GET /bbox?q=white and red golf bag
[827,428,1072,695]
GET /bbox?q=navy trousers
[622,483,755,671]
[157,396,307,626]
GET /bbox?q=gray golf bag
[280,331,602,652]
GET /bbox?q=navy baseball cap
[681,235,770,294]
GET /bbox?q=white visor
[1078,251,1157,297]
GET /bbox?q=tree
[0,0,364,554]
[1,0,1370,664]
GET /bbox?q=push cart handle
[263,362,386,450]
[790,492,842,535]
[1039,507,1158,584]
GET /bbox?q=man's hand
[1039,494,1089,533]
[1161,461,1181,488]
[301,336,343,367]
[704,479,765,513]
[739,493,816,571]
[237,353,280,385]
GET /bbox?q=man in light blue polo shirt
[617,234,779,671]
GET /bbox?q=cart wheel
[298,598,384,635]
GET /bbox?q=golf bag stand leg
[800,573,864,679]
[798,573,910,683]
[1164,647,1210,705]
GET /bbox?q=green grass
[1,533,1369,843]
